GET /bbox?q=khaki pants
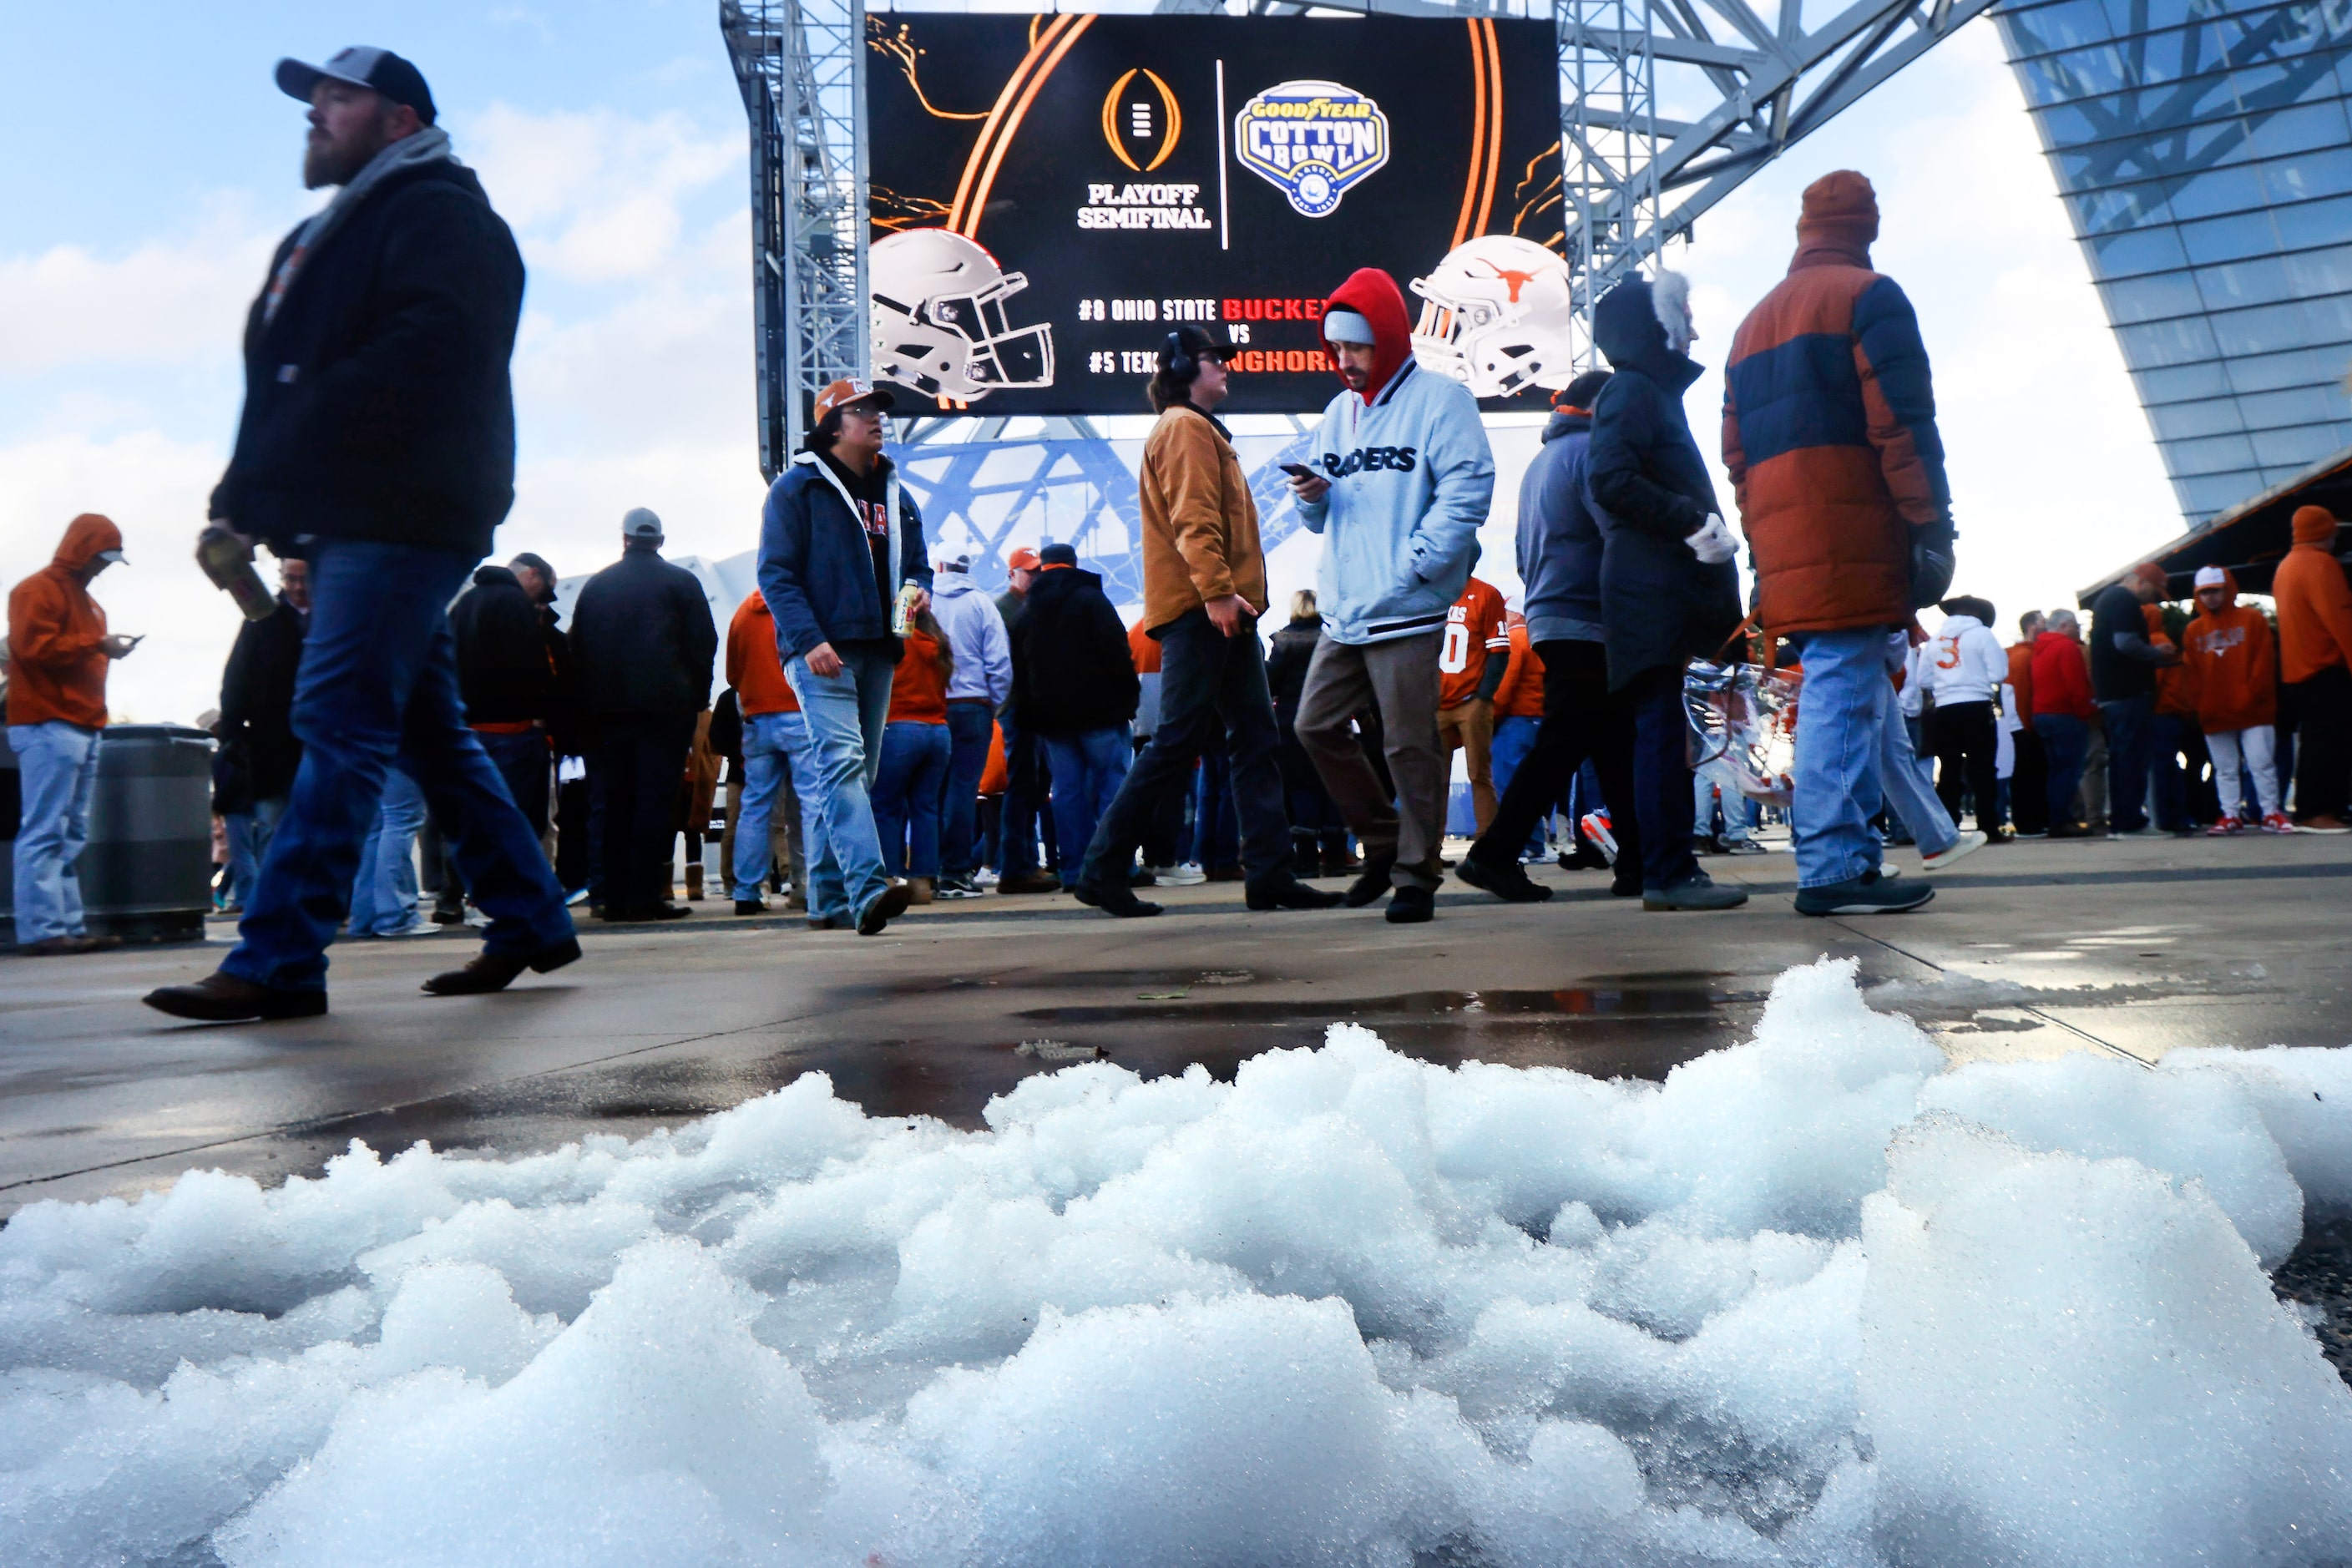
[1436,700,1495,835]
[1294,630,1445,890]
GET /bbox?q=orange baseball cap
[814,377,895,422]
[1006,547,1042,572]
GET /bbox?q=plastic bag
[1683,660,1802,807]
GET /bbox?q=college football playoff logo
[1232,80,1389,217]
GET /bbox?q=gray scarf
[264,126,458,324]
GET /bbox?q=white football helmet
[1409,235,1579,398]
[871,229,1055,402]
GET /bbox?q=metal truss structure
[723,0,869,478]
[726,0,1996,584]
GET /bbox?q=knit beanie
[1797,170,1879,257]
[2293,504,2339,545]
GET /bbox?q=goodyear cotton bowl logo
[1232,79,1389,218]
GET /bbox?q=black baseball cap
[1038,543,1080,567]
[276,48,438,125]
[1158,326,1234,369]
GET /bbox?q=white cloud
[463,103,740,283]
[0,196,284,377]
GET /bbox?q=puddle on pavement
[1011,979,1757,1026]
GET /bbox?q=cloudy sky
[2,3,2181,725]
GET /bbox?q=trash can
[1,723,215,943]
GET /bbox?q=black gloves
[1909,513,1956,610]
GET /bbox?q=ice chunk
[1861,1114,2352,1565]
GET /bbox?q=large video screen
[866,14,1567,417]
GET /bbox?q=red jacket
[2028,630,2094,721]
[1722,173,1950,635]
[6,513,119,729]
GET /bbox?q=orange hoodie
[724,591,800,717]
[2182,569,2278,732]
[6,513,120,728]
[2274,505,2352,682]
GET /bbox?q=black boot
[1454,853,1552,903]
[1343,856,1395,907]
[144,970,326,1021]
[1246,873,1344,911]
[423,936,583,995]
[1073,878,1163,918]
[1385,884,1436,923]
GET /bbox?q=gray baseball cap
[276,47,438,125]
[621,507,664,541]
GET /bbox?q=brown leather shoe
[996,868,1064,895]
[18,933,115,956]
[143,970,326,1021]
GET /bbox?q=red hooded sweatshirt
[2028,628,2094,721]
[7,513,120,728]
[2273,505,2352,683]
[1320,268,1414,402]
[2182,569,2277,732]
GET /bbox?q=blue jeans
[783,645,897,920]
[477,728,551,837]
[2034,714,2090,829]
[346,766,427,934]
[223,796,289,909]
[873,720,951,878]
[997,712,1055,876]
[942,702,994,878]
[1626,666,1699,891]
[1693,754,1753,845]
[1043,726,1132,888]
[1489,714,1545,856]
[2147,711,2191,831]
[1879,695,1956,857]
[731,709,828,908]
[1788,628,1888,889]
[222,540,573,994]
[2100,693,2155,833]
[8,720,99,942]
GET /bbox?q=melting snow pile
[5,959,2352,1566]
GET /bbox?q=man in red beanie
[1722,170,1955,914]
[2273,504,2352,830]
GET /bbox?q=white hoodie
[1920,615,2008,706]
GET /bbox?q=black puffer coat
[452,564,560,725]
[1586,277,1741,689]
[1011,567,1137,736]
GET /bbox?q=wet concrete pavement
[4,830,2348,1217]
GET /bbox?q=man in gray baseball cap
[146,48,571,1022]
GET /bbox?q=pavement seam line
[1828,919,2157,1070]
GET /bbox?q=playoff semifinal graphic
[866,14,1567,415]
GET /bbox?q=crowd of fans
[3,40,2349,1014]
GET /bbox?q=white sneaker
[1155,863,1207,887]
[1921,829,1988,873]
[974,867,1001,888]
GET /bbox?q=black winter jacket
[568,548,718,717]
[452,564,559,725]
[217,597,307,804]
[211,159,525,559]
[1266,614,1323,734]
[1587,278,1741,689]
[1012,568,1138,736]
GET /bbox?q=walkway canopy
[2080,443,2352,604]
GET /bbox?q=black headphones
[1161,331,1194,380]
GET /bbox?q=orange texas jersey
[1439,576,1511,709]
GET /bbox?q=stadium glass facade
[1996,0,2352,526]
